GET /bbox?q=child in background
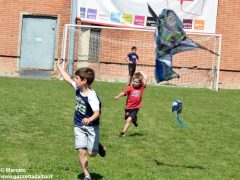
[124,46,139,85]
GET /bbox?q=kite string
[165,0,169,8]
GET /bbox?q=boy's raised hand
[57,58,64,67]
[56,58,73,84]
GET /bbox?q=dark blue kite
[148,4,219,83]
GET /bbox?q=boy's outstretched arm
[114,92,125,100]
[56,58,73,85]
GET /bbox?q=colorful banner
[76,0,219,33]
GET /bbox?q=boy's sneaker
[132,119,138,127]
[98,143,106,157]
[118,132,125,137]
[82,176,91,180]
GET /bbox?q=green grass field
[0,77,239,180]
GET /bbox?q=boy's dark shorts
[128,64,136,76]
[125,108,139,121]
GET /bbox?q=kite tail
[182,37,219,56]
[176,115,190,128]
[176,115,184,128]
[171,37,219,56]
[194,41,219,56]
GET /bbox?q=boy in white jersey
[57,59,106,180]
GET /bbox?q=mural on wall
[76,0,219,33]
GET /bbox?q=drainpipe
[68,0,77,76]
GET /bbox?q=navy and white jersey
[128,52,139,64]
[71,81,100,126]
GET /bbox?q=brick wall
[0,57,18,77]
[0,0,240,89]
[215,0,240,88]
[216,0,240,71]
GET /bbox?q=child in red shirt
[114,71,147,137]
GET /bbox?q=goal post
[61,24,221,90]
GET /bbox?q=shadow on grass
[154,160,205,170]
[128,132,144,137]
[78,172,103,180]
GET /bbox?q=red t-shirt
[124,84,146,109]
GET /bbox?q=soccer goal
[61,24,222,90]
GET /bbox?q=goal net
[61,24,221,90]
